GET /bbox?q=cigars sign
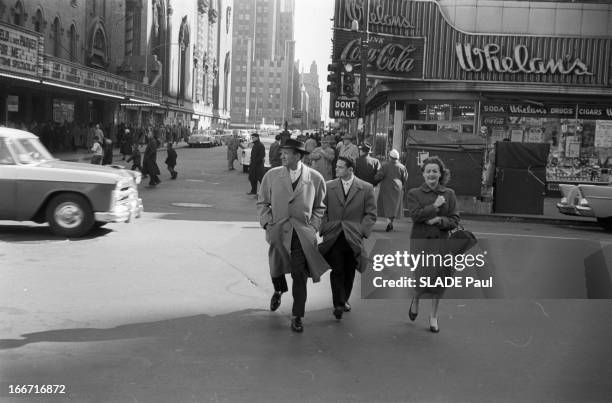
[332,29,424,80]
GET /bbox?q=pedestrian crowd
[255,135,462,334]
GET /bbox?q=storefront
[0,21,161,139]
[331,0,612,212]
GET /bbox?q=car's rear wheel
[46,193,94,237]
[597,217,612,231]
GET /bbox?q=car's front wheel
[46,193,95,237]
[597,217,612,231]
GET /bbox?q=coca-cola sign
[333,30,424,80]
[456,43,593,76]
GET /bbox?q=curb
[461,212,599,227]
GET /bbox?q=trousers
[271,230,309,317]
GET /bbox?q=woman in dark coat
[406,156,459,333]
[142,136,161,186]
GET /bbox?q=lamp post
[351,0,369,144]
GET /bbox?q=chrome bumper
[94,198,144,223]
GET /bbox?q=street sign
[333,98,358,119]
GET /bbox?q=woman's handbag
[447,224,478,254]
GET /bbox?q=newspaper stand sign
[333,98,358,119]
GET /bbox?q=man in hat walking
[257,138,330,332]
[319,156,377,320]
[246,132,266,195]
[355,143,381,187]
[336,133,359,164]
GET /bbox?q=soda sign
[333,98,358,119]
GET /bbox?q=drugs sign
[333,98,358,119]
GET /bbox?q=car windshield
[7,137,54,164]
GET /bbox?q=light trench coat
[257,165,331,282]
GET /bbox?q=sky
[294,0,335,122]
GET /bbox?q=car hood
[33,159,135,183]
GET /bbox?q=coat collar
[329,177,363,205]
[419,182,447,193]
[279,164,313,200]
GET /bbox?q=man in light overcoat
[257,138,330,333]
[319,156,377,320]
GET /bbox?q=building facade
[300,61,321,130]
[0,0,232,139]
[0,0,160,132]
[330,0,612,213]
[230,0,295,128]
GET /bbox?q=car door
[0,138,17,219]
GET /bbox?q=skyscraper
[230,0,295,127]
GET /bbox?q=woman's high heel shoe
[429,315,440,333]
[408,298,418,321]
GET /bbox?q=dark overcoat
[249,140,266,182]
[257,165,330,282]
[318,177,377,273]
[406,183,460,294]
[142,139,160,176]
[355,155,382,186]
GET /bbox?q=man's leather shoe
[291,317,303,332]
[270,292,281,311]
[333,306,343,320]
[343,302,351,312]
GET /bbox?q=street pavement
[1,144,611,402]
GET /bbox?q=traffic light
[342,63,355,97]
[327,62,341,95]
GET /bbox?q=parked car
[0,127,143,237]
[187,129,215,148]
[556,183,612,230]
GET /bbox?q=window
[52,18,61,58]
[69,24,77,61]
[33,9,44,33]
[13,1,24,26]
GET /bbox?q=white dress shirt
[341,175,354,195]
[289,161,303,183]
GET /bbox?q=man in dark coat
[143,136,161,186]
[269,134,282,167]
[165,142,178,179]
[257,138,330,333]
[246,133,266,195]
[354,143,381,187]
[319,156,377,320]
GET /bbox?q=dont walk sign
[333,98,358,119]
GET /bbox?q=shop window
[12,1,24,26]
[69,24,77,62]
[452,104,475,122]
[33,9,44,33]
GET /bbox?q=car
[556,183,612,230]
[240,136,273,173]
[0,127,143,237]
[187,129,215,148]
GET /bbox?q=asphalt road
[1,144,611,402]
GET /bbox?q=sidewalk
[52,146,598,227]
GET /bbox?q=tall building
[300,61,321,130]
[230,0,295,128]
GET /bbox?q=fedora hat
[359,143,372,153]
[321,135,334,143]
[280,138,309,154]
[341,133,355,140]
